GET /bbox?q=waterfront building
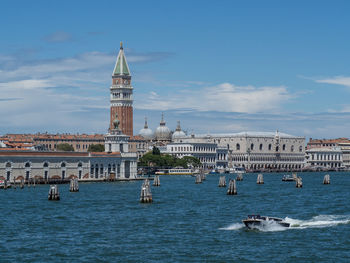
[305,147,343,170]
[0,119,137,181]
[162,142,228,169]
[109,42,133,136]
[173,131,305,171]
[306,138,350,169]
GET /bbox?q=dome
[139,117,154,140]
[155,113,172,141]
[172,121,186,139]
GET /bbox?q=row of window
[171,146,216,152]
[237,143,303,152]
[310,154,341,161]
[5,161,83,168]
[112,93,132,99]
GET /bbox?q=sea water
[0,172,349,262]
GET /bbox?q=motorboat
[282,174,295,181]
[242,215,290,229]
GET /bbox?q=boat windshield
[247,215,261,219]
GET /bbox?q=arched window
[43,162,49,168]
[78,162,83,168]
[299,146,303,152]
[268,144,272,151]
[276,146,279,152]
[61,162,66,168]
[282,144,286,151]
[250,143,254,150]
[236,143,240,150]
[259,144,263,151]
[6,162,11,168]
[25,162,31,168]
[291,145,294,152]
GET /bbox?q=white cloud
[315,76,350,87]
[136,83,292,114]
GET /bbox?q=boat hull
[242,218,290,229]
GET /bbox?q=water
[1,172,350,262]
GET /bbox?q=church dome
[139,117,154,140]
[155,113,171,141]
[172,121,186,139]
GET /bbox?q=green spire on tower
[113,41,131,76]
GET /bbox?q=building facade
[162,142,228,169]
[173,131,305,171]
[305,147,343,170]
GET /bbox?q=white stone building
[162,142,228,169]
[305,147,343,170]
[173,131,305,171]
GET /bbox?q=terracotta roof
[308,138,350,144]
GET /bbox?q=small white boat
[242,215,290,229]
[155,168,194,175]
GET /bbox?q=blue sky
[1,0,350,140]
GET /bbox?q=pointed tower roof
[160,112,166,126]
[176,121,181,131]
[144,117,149,129]
[112,42,131,76]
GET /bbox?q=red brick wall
[110,106,133,137]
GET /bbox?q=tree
[88,144,105,152]
[182,156,201,167]
[57,143,74,152]
[152,146,161,155]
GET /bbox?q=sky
[1,0,350,140]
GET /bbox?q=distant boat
[155,168,194,175]
[242,215,290,229]
[209,169,219,175]
[224,167,246,174]
[282,174,295,181]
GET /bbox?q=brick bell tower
[110,42,133,136]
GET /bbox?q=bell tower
[110,42,133,136]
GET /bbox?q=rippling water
[1,172,349,262]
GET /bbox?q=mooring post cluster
[153,175,160,186]
[195,174,202,184]
[323,174,330,184]
[227,179,237,195]
[218,176,226,187]
[48,185,60,200]
[140,179,152,203]
[69,179,79,192]
[257,174,264,184]
[200,174,206,181]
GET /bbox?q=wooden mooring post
[257,174,264,184]
[195,174,202,184]
[153,175,160,186]
[69,179,79,192]
[200,174,206,181]
[140,179,152,203]
[296,177,303,188]
[48,185,60,200]
[20,180,24,189]
[227,179,237,195]
[218,176,226,187]
[323,174,330,184]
